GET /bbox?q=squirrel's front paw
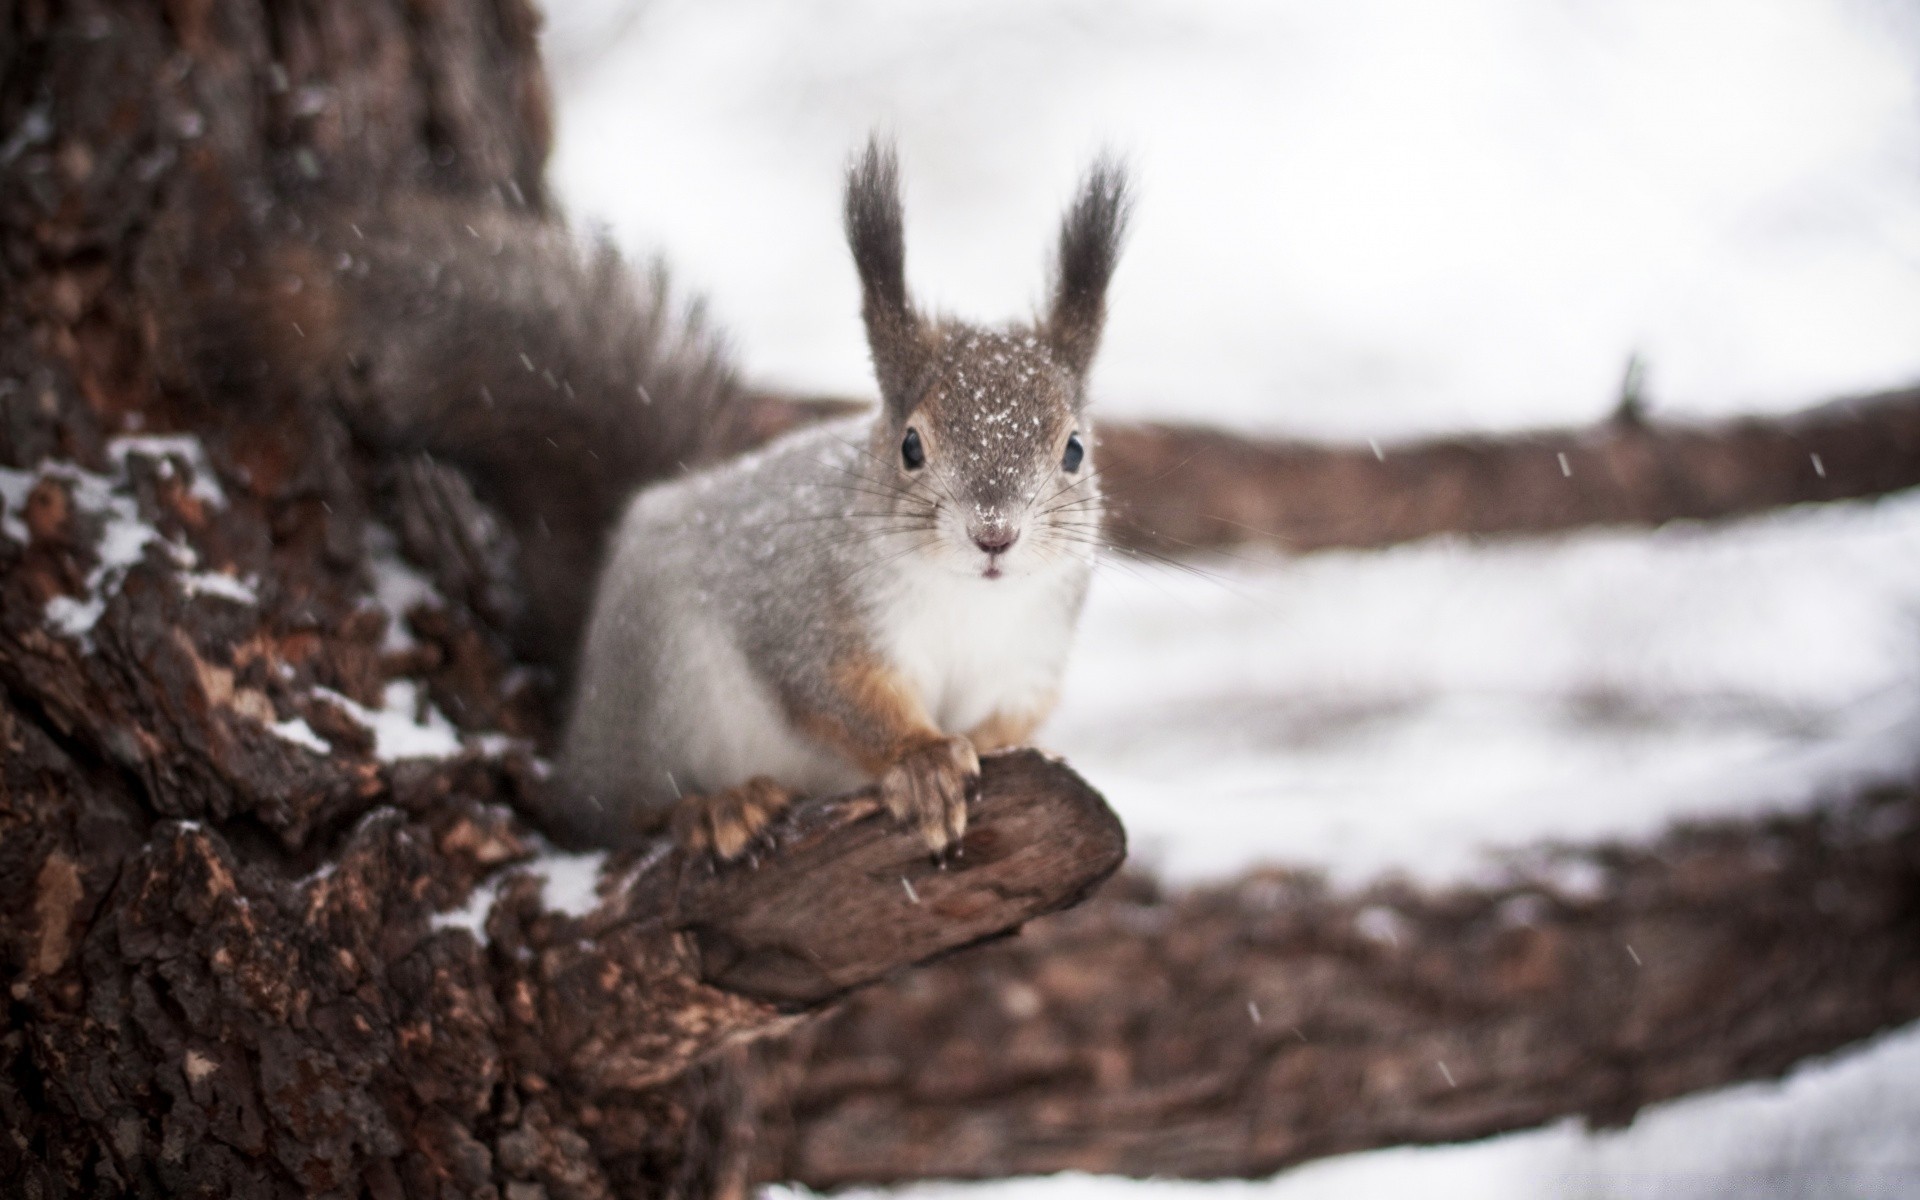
[671,776,792,861]
[878,735,981,854]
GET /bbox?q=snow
[539,1,1920,1190]
[1351,905,1408,948]
[1050,491,1920,887]
[313,682,464,762]
[431,876,505,941]
[0,467,31,543]
[41,594,104,638]
[467,731,532,759]
[182,570,258,604]
[526,849,610,917]
[0,100,52,167]
[267,716,331,756]
[1,437,240,637]
[1,460,178,637]
[365,524,443,652]
[428,849,611,944]
[108,435,227,505]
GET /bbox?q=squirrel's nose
[972,528,1019,555]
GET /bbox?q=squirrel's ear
[845,136,928,419]
[1043,155,1132,382]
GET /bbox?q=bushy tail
[168,195,748,672]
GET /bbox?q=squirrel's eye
[1061,432,1085,473]
[901,427,925,470]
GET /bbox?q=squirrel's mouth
[971,528,1019,579]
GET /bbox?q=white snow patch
[43,595,107,638]
[0,466,33,543]
[183,570,258,604]
[314,681,463,761]
[430,850,610,943]
[365,524,444,652]
[466,731,541,764]
[1,442,227,637]
[36,465,165,636]
[1050,491,1920,888]
[268,717,331,756]
[432,876,505,942]
[108,435,227,505]
[299,860,337,887]
[526,850,610,918]
[1352,905,1408,948]
[1523,856,1611,903]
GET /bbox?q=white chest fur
[870,557,1082,735]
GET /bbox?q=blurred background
[538,1,1920,1194]
[544,0,1920,436]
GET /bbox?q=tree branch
[744,385,1920,556]
[494,751,1125,1097]
[1097,387,1920,555]
[752,773,1920,1185]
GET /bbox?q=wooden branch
[1097,387,1920,555]
[742,385,1920,557]
[674,752,1124,1007]
[750,773,1920,1185]
[497,752,1125,1096]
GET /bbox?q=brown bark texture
[1093,389,1920,557]
[751,773,1920,1186]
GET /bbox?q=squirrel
[170,137,1128,857]
[552,140,1130,856]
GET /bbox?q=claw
[878,735,980,854]
[671,776,792,863]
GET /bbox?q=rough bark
[0,678,1119,1198]
[752,773,1920,1186]
[743,385,1920,559]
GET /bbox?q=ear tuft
[845,136,925,413]
[1045,155,1132,380]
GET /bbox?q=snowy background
[538,0,1920,1194]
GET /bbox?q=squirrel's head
[844,138,1130,581]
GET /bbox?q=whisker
[1040,493,1105,519]
[1100,510,1284,567]
[1034,456,1120,512]
[1039,524,1260,597]
[836,535,943,592]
